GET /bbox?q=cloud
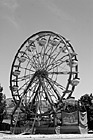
[1,0,19,12]
[39,0,74,21]
[5,16,19,29]
[0,0,19,29]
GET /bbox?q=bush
[79,93,93,130]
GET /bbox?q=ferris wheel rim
[10,31,79,107]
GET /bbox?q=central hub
[36,69,48,78]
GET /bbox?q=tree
[79,93,93,130]
[0,84,6,123]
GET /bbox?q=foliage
[0,85,6,123]
[79,93,93,130]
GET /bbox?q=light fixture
[71,78,80,86]
[38,38,46,46]
[28,40,33,45]
[12,85,18,91]
[13,70,20,76]
[26,45,31,52]
[49,38,58,46]
[70,52,77,58]
[66,60,78,67]
[61,46,68,53]
[18,56,26,63]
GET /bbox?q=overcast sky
[0,0,93,99]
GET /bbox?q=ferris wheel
[10,31,79,131]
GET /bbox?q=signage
[62,111,78,125]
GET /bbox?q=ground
[0,133,93,140]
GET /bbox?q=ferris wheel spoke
[17,52,32,63]
[33,44,41,66]
[26,43,42,69]
[27,82,41,109]
[29,57,38,70]
[16,74,38,94]
[44,77,61,100]
[44,83,58,102]
[38,35,51,66]
[48,40,61,56]
[47,60,67,72]
[27,78,39,94]
[48,71,69,75]
[13,74,34,82]
[43,40,56,66]
[44,44,61,67]
[19,50,39,70]
[46,83,59,103]
[30,83,41,108]
[41,35,51,60]
[17,65,35,73]
[16,78,31,92]
[47,41,61,64]
[12,78,30,93]
[41,35,60,68]
[45,42,54,55]
[47,77,66,91]
[19,73,38,101]
[48,50,61,66]
[45,83,59,102]
[35,53,42,68]
[46,54,68,71]
[32,52,43,70]
[24,82,39,106]
[41,81,56,109]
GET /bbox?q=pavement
[0,133,93,139]
[0,130,93,139]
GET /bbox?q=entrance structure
[9,31,80,134]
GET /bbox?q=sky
[0,0,93,99]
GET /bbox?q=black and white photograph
[0,0,92,139]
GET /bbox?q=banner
[79,112,87,128]
[62,111,78,125]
